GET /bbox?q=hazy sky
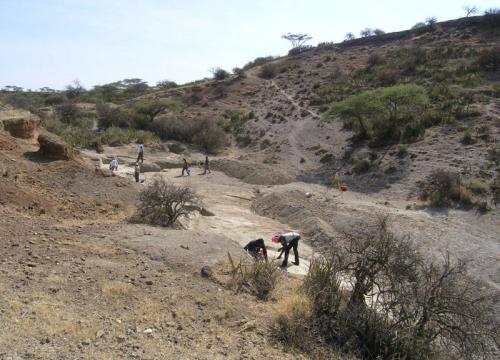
[0,0,498,90]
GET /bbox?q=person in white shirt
[276,232,300,267]
[109,158,118,172]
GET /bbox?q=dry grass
[101,280,133,298]
[467,177,489,195]
[272,294,315,350]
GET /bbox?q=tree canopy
[325,84,429,144]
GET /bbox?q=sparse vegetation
[137,177,201,227]
[418,169,482,208]
[227,253,280,300]
[477,47,500,71]
[276,217,499,359]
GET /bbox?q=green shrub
[44,94,66,106]
[219,110,250,135]
[149,116,227,154]
[98,127,159,147]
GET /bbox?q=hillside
[1,14,500,359]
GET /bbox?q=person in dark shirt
[243,238,268,261]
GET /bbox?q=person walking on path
[203,155,211,175]
[137,144,144,163]
[181,158,190,176]
[275,232,300,267]
[134,162,141,183]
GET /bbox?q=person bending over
[243,238,268,261]
[276,232,300,267]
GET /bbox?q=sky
[0,0,498,90]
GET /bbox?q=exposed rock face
[0,110,40,139]
[37,133,74,160]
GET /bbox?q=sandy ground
[94,155,314,276]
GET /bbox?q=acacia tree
[325,84,429,143]
[463,5,479,17]
[281,33,312,48]
[65,79,86,99]
[344,32,356,41]
[132,99,181,124]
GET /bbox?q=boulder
[167,143,186,154]
[37,133,74,160]
[1,111,39,139]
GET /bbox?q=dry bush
[353,159,371,174]
[418,169,475,207]
[366,53,384,68]
[467,177,489,195]
[491,175,500,207]
[296,217,499,359]
[477,47,500,71]
[258,64,278,79]
[376,69,400,86]
[227,253,280,300]
[136,177,201,227]
[461,130,476,145]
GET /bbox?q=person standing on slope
[109,157,118,174]
[181,158,190,176]
[137,144,144,163]
[203,155,211,175]
[276,232,300,267]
